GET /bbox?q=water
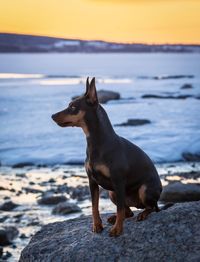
[0,53,200,166]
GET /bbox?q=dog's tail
[155,202,174,212]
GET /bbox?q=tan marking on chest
[85,161,91,173]
[138,184,147,205]
[95,164,110,178]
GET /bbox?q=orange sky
[0,0,200,44]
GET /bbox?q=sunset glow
[0,0,200,44]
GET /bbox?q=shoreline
[0,161,200,261]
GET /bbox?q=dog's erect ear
[86,77,98,105]
[85,77,90,96]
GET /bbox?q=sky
[0,0,200,44]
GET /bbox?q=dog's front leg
[89,177,103,233]
[109,180,125,237]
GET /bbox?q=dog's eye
[70,106,76,111]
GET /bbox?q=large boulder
[72,90,120,104]
[96,90,120,103]
[115,119,151,127]
[20,201,200,262]
[160,182,200,202]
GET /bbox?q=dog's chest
[85,161,112,190]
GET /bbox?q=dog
[52,77,162,237]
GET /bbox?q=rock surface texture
[19,201,200,262]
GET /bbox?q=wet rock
[0,186,8,191]
[27,220,40,226]
[37,194,67,205]
[19,201,200,262]
[3,196,10,200]
[115,119,151,127]
[96,90,120,104]
[12,162,34,168]
[72,90,120,104]
[48,178,56,183]
[14,213,24,223]
[160,182,200,202]
[2,251,12,260]
[0,201,18,211]
[153,74,194,80]
[52,202,81,215]
[54,184,69,194]
[0,216,9,223]
[16,173,27,178]
[20,233,28,239]
[182,152,200,161]
[181,83,193,89]
[0,226,19,246]
[69,185,90,201]
[22,187,43,194]
[142,94,193,99]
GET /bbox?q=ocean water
[0,53,200,166]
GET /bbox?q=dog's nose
[51,114,56,120]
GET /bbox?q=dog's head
[52,77,98,130]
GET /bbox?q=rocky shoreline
[0,162,200,261]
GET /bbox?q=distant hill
[0,33,199,53]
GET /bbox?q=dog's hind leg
[136,184,160,221]
[107,191,133,225]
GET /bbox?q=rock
[37,194,67,205]
[115,119,151,127]
[48,178,56,183]
[0,246,3,258]
[182,152,200,161]
[0,201,18,211]
[142,94,193,99]
[96,90,120,104]
[153,74,194,80]
[22,187,43,194]
[2,251,12,260]
[16,173,27,178]
[52,202,81,215]
[72,90,120,104]
[160,182,200,202]
[0,226,19,246]
[69,185,90,201]
[181,83,193,89]
[0,186,8,191]
[0,216,9,223]
[19,202,200,262]
[20,233,28,239]
[12,162,34,168]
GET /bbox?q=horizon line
[1,31,200,46]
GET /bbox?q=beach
[1,162,200,260]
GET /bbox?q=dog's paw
[107,215,116,225]
[109,225,123,237]
[93,223,103,233]
[136,209,152,221]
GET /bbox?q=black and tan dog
[52,77,162,237]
